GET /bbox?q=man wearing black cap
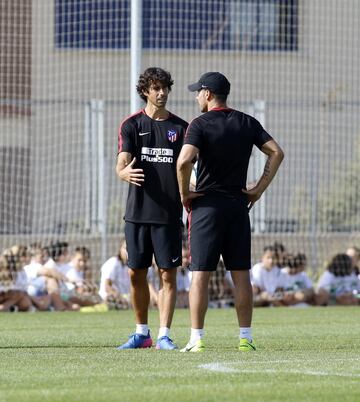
[177,72,284,352]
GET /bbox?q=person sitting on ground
[0,254,32,312]
[74,246,93,283]
[281,253,314,306]
[67,248,102,306]
[99,239,131,309]
[315,253,360,306]
[251,245,287,307]
[43,241,79,310]
[23,243,48,298]
[23,243,75,311]
[8,244,52,311]
[45,241,71,274]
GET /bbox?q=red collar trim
[209,107,233,111]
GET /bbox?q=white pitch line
[207,357,360,364]
[198,362,238,373]
[199,362,360,378]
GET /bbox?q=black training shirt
[184,108,273,195]
[118,109,188,224]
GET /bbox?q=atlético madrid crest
[167,129,178,142]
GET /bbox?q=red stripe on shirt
[187,208,192,264]
[117,109,144,153]
[184,117,197,140]
[209,107,233,112]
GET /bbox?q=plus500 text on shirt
[119,110,188,224]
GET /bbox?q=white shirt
[177,267,190,291]
[65,267,84,286]
[14,269,28,291]
[23,261,47,293]
[55,263,72,276]
[317,271,359,296]
[251,263,287,295]
[44,259,70,275]
[147,266,160,291]
[281,269,313,291]
[23,262,43,280]
[44,258,73,290]
[99,256,130,300]
[62,266,85,291]
[43,258,56,269]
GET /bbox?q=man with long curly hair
[116,67,188,350]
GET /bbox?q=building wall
[0,0,359,267]
[28,0,360,230]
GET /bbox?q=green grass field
[0,307,359,402]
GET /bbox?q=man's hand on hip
[181,191,204,212]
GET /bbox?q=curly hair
[136,67,174,102]
[49,241,69,261]
[327,253,352,277]
[0,255,12,284]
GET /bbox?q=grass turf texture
[0,307,359,402]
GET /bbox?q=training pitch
[0,307,359,402]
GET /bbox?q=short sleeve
[278,271,290,289]
[24,263,40,280]
[250,117,273,150]
[184,118,204,150]
[317,271,333,291]
[118,119,136,154]
[101,258,117,281]
[303,273,314,289]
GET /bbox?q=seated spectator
[66,248,101,307]
[251,245,287,307]
[281,253,314,306]
[7,245,31,292]
[315,253,360,306]
[176,247,190,308]
[43,241,79,311]
[74,246,93,283]
[0,255,32,312]
[45,241,71,274]
[99,239,131,309]
[11,245,52,312]
[22,244,52,311]
[24,244,47,292]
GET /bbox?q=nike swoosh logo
[172,257,179,263]
[139,132,151,136]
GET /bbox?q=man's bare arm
[243,139,284,209]
[38,267,67,282]
[176,144,203,209]
[116,152,145,186]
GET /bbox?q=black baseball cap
[188,72,230,95]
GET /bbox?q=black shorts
[125,222,182,269]
[188,194,251,271]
